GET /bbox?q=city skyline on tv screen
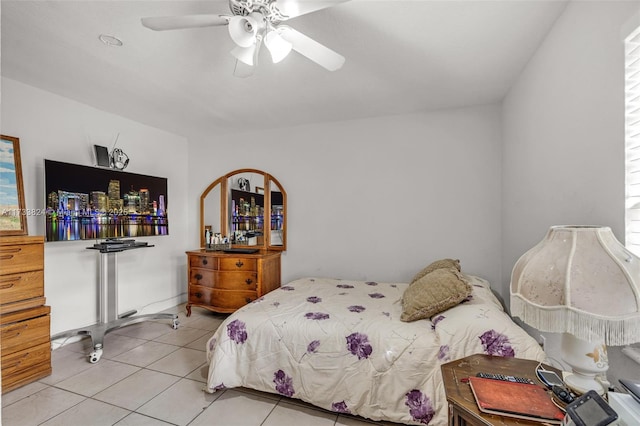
[44,159,169,241]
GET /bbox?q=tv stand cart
[51,241,179,363]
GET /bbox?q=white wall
[189,104,504,289]
[1,77,189,335]
[503,1,640,381]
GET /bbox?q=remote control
[476,372,534,384]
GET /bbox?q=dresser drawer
[0,271,44,306]
[1,342,52,393]
[219,257,257,271]
[1,314,50,354]
[189,255,217,270]
[189,285,257,311]
[1,341,51,376]
[189,270,257,290]
[216,271,258,290]
[0,243,43,275]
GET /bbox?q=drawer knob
[195,292,202,298]
[235,261,244,268]
[245,278,253,285]
[202,259,208,265]
[195,273,203,280]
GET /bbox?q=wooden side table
[441,354,561,426]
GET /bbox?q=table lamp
[510,226,640,395]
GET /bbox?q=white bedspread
[205,276,546,425]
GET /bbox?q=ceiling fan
[141,0,347,76]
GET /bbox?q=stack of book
[468,376,565,424]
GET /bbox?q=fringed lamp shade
[511,226,640,395]
[511,226,640,346]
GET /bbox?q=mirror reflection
[199,169,286,251]
[228,172,264,246]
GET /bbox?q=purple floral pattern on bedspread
[346,332,372,359]
[405,390,435,425]
[305,312,330,320]
[204,276,547,426]
[431,315,445,330]
[479,329,515,357]
[274,370,295,397]
[307,340,320,353]
[227,320,247,344]
[332,401,351,413]
[437,345,450,361]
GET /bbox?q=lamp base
[561,333,608,396]
[564,372,606,396]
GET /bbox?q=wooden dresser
[185,249,281,315]
[0,235,51,393]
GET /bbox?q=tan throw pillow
[411,258,461,284]
[400,267,472,322]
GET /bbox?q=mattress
[205,276,546,425]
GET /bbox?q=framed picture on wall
[0,135,28,236]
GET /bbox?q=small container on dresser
[0,235,51,393]
[185,249,281,315]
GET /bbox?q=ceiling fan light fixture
[228,15,257,47]
[231,44,257,66]
[264,29,292,63]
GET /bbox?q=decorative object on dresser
[185,249,280,315]
[0,235,51,393]
[511,225,640,395]
[0,135,28,236]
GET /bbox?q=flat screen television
[44,159,169,242]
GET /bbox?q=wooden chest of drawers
[185,249,281,315]
[0,235,51,393]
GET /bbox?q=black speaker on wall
[94,145,110,168]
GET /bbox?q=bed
[205,274,546,425]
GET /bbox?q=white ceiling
[1,0,568,137]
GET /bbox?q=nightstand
[441,354,561,426]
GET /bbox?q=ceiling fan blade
[276,1,350,20]
[279,26,345,71]
[141,14,230,31]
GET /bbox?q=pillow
[410,258,461,284]
[400,267,472,322]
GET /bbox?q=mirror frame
[199,168,287,251]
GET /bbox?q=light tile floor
[1,304,400,426]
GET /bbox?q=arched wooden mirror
[199,169,287,251]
